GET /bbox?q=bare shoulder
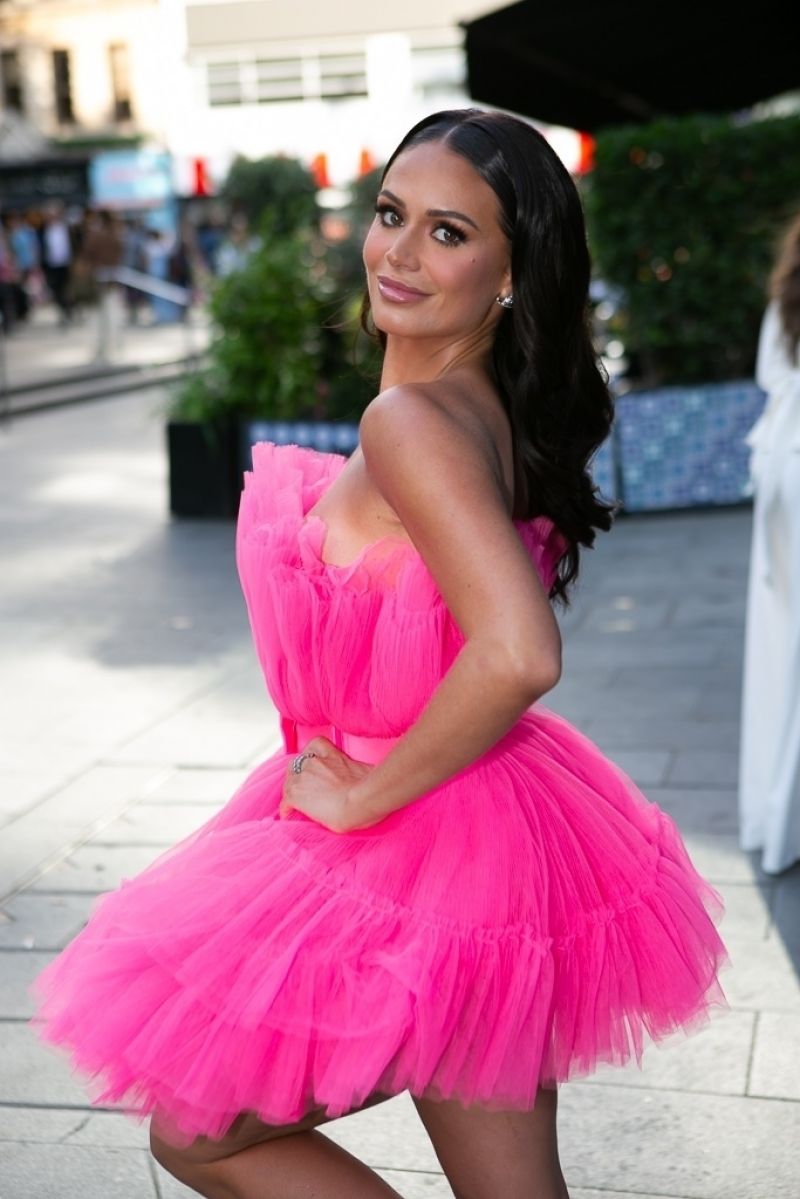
[359,377,510,513]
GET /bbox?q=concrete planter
[166,418,240,518]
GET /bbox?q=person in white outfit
[739,212,800,874]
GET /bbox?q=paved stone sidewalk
[0,391,798,1198]
[0,297,210,395]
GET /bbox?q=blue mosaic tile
[243,420,359,467]
[615,380,765,512]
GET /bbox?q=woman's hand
[280,738,374,832]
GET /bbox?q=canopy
[464,1,800,132]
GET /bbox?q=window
[1,49,23,113]
[254,58,304,103]
[318,54,367,100]
[109,43,133,122]
[207,61,243,106]
[411,45,465,98]
[52,49,74,124]
[205,49,367,107]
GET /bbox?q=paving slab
[0,1143,156,1199]
[28,844,164,895]
[110,663,277,768]
[749,1012,800,1101]
[0,766,168,900]
[89,803,218,847]
[666,749,741,787]
[0,951,58,1019]
[0,1023,91,1108]
[142,767,251,804]
[709,881,772,940]
[0,894,94,951]
[721,936,800,1011]
[588,1008,753,1095]
[771,873,800,954]
[0,1107,88,1143]
[645,787,738,836]
[558,1083,800,1199]
[586,716,740,752]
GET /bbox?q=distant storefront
[0,156,90,211]
[89,148,177,232]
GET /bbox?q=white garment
[739,301,800,873]
[44,220,71,267]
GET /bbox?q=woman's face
[362,140,512,343]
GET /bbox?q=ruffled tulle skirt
[32,706,727,1145]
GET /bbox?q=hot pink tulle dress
[33,442,727,1145]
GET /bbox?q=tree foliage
[221,154,319,235]
[584,113,800,385]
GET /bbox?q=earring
[496,294,514,309]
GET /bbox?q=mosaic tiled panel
[589,436,617,504]
[244,421,360,464]
[597,379,764,512]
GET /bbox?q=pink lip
[376,275,430,303]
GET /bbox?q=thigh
[151,1091,392,1167]
[413,1089,566,1199]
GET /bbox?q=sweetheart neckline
[301,512,419,572]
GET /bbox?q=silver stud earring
[496,294,514,309]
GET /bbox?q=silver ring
[291,751,317,774]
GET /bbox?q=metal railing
[93,266,198,365]
[0,266,204,421]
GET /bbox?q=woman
[33,110,727,1199]
[739,211,800,874]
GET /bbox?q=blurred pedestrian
[144,226,184,324]
[7,210,40,317]
[739,211,800,874]
[215,212,259,277]
[41,202,74,325]
[76,209,124,361]
[0,223,21,332]
[121,218,149,324]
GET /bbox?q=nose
[386,226,420,271]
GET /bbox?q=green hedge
[584,113,800,386]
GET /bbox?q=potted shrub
[583,111,800,511]
[167,212,377,516]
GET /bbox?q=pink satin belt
[280,718,399,765]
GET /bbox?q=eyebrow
[379,189,480,232]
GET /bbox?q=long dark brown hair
[770,211,800,360]
[360,108,615,603]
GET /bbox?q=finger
[301,736,336,759]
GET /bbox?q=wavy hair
[769,210,800,360]
[360,108,615,602]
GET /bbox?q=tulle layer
[235,442,567,738]
[33,708,727,1146]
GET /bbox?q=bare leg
[150,1098,402,1199]
[413,1087,569,1199]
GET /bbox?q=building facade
[0,0,170,143]
[0,0,585,203]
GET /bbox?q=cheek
[362,223,388,273]
[444,252,499,297]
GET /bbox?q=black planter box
[167,419,241,518]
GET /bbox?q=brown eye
[432,223,466,246]
[375,204,402,228]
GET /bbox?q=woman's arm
[282,385,562,831]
